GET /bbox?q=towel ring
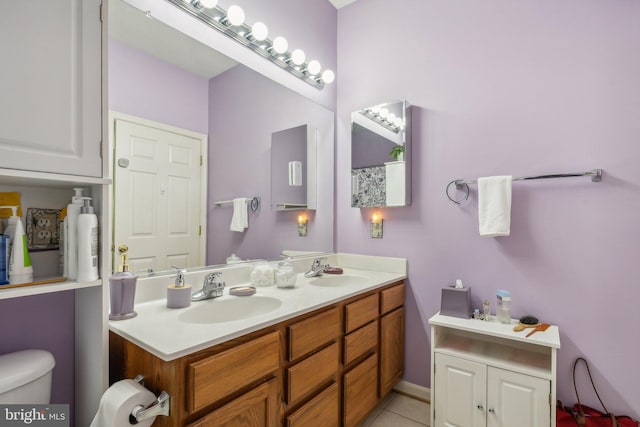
[250,197,260,212]
[446,180,469,205]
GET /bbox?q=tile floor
[359,392,431,427]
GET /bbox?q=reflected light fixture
[298,215,308,236]
[371,213,383,238]
[360,103,403,134]
[169,0,335,89]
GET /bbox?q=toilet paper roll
[90,379,157,427]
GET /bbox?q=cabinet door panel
[0,0,102,177]
[434,353,486,427]
[380,307,404,396]
[487,367,550,427]
[343,354,378,427]
[188,379,278,427]
[286,382,339,427]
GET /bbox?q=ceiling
[328,0,359,9]
[109,0,357,80]
[109,0,238,79]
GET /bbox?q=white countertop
[109,262,405,361]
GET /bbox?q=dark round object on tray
[520,315,539,325]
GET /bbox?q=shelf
[435,333,552,379]
[0,168,111,188]
[0,278,102,300]
[429,312,560,349]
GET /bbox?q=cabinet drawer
[287,342,339,405]
[187,379,278,427]
[344,293,379,333]
[380,283,405,315]
[187,331,280,413]
[286,382,339,427]
[343,319,378,366]
[288,307,340,361]
[343,354,378,427]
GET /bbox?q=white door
[434,353,487,427]
[0,0,102,177]
[487,367,550,427]
[113,118,204,273]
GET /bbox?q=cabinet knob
[488,408,496,414]
[477,404,484,410]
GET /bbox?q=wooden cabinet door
[0,0,102,177]
[487,367,550,427]
[343,354,378,427]
[187,379,278,427]
[380,307,404,396]
[434,353,486,427]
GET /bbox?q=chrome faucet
[191,272,225,301]
[304,257,328,278]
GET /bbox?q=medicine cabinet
[271,124,317,210]
[351,100,411,208]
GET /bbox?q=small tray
[229,286,256,296]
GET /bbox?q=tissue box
[440,287,471,319]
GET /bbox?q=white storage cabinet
[429,313,560,427]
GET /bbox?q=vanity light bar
[167,0,335,90]
[360,109,403,134]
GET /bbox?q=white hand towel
[478,176,512,237]
[230,198,248,232]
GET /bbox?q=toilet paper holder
[131,375,171,423]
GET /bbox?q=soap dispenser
[167,269,192,309]
[109,244,138,320]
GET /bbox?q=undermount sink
[178,296,282,324]
[308,274,369,287]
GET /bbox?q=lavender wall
[0,292,75,410]
[108,40,209,134]
[207,65,334,264]
[336,0,640,417]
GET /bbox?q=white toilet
[0,349,55,403]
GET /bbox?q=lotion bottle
[66,188,85,280]
[77,198,98,283]
[8,215,33,285]
[167,269,192,309]
[109,245,138,320]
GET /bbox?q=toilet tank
[0,349,56,404]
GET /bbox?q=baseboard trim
[393,380,431,403]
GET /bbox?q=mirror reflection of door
[113,115,207,274]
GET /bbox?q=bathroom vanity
[429,313,560,427]
[109,255,406,426]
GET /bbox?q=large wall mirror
[351,100,411,207]
[109,0,334,275]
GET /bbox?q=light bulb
[290,49,306,66]
[393,117,404,127]
[307,60,321,75]
[272,36,288,54]
[321,69,335,84]
[199,0,217,8]
[387,112,396,122]
[226,5,245,26]
[251,22,268,41]
[371,105,381,114]
[379,108,389,118]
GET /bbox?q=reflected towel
[230,198,248,232]
[478,176,512,237]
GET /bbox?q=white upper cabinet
[0,0,102,177]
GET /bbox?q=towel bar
[213,196,260,212]
[446,168,602,205]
